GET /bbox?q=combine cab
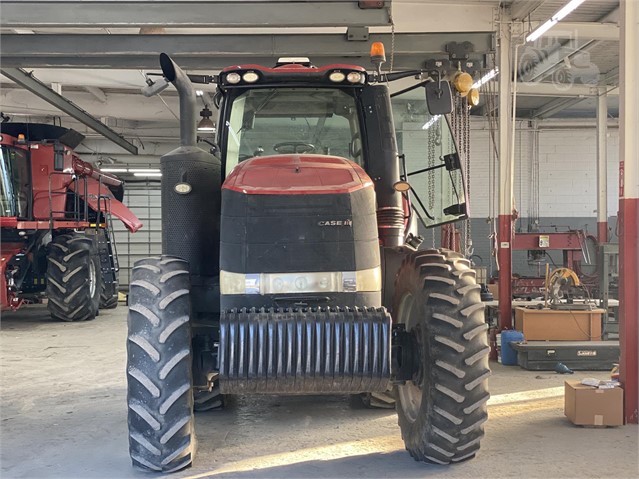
[0,123,142,320]
[127,47,489,472]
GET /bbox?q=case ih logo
[318,219,353,227]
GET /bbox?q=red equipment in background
[509,230,598,297]
[0,123,142,320]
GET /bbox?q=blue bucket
[501,330,525,366]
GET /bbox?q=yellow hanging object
[468,88,480,107]
[453,72,473,97]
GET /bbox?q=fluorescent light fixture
[100,168,128,173]
[526,19,558,42]
[128,168,160,173]
[422,115,441,131]
[133,172,162,177]
[553,0,587,21]
[526,0,586,43]
[472,68,499,89]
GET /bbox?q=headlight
[346,72,363,84]
[226,72,241,84]
[329,71,346,82]
[242,71,259,83]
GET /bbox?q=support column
[498,11,514,331]
[619,0,639,425]
[597,88,608,243]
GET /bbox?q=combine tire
[126,256,195,473]
[100,281,119,309]
[46,233,101,322]
[393,249,490,465]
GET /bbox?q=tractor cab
[213,56,468,236]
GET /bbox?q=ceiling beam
[510,0,546,21]
[0,68,138,154]
[0,1,390,28]
[542,22,620,41]
[517,82,618,97]
[0,32,494,70]
[532,97,588,119]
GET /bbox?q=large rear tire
[126,256,195,473]
[46,233,101,322]
[393,249,490,464]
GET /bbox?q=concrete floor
[1,304,637,479]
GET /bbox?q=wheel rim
[88,260,96,297]
[396,292,423,424]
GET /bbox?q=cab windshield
[224,88,362,175]
[0,146,30,218]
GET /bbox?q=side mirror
[425,81,453,115]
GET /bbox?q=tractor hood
[69,178,143,232]
[222,155,373,195]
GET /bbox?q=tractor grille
[219,307,391,394]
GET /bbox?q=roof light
[329,71,346,82]
[226,72,241,84]
[242,71,259,83]
[16,133,26,144]
[277,57,311,65]
[346,72,363,84]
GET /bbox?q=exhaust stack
[160,53,197,147]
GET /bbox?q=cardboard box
[487,283,499,301]
[564,380,623,426]
[514,307,603,341]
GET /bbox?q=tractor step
[219,307,391,394]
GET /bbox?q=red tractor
[0,123,142,320]
[127,47,489,472]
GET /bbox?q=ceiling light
[198,106,216,132]
[472,68,499,89]
[133,172,162,177]
[422,115,441,131]
[526,0,586,43]
[526,19,558,43]
[129,168,160,173]
[553,0,587,21]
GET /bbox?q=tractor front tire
[126,256,195,473]
[393,249,490,465]
[46,233,101,322]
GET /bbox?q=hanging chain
[388,5,396,72]
[463,95,472,259]
[428,115,436,248]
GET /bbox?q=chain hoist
[427,116,436,248]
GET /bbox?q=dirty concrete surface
[1,304,637,479]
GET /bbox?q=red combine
[1,122,142,321]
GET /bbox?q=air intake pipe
[157,54,221,311]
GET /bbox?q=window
[224,88,362,175]
[0,146,30,218]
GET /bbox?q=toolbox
[511,341,619,371]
